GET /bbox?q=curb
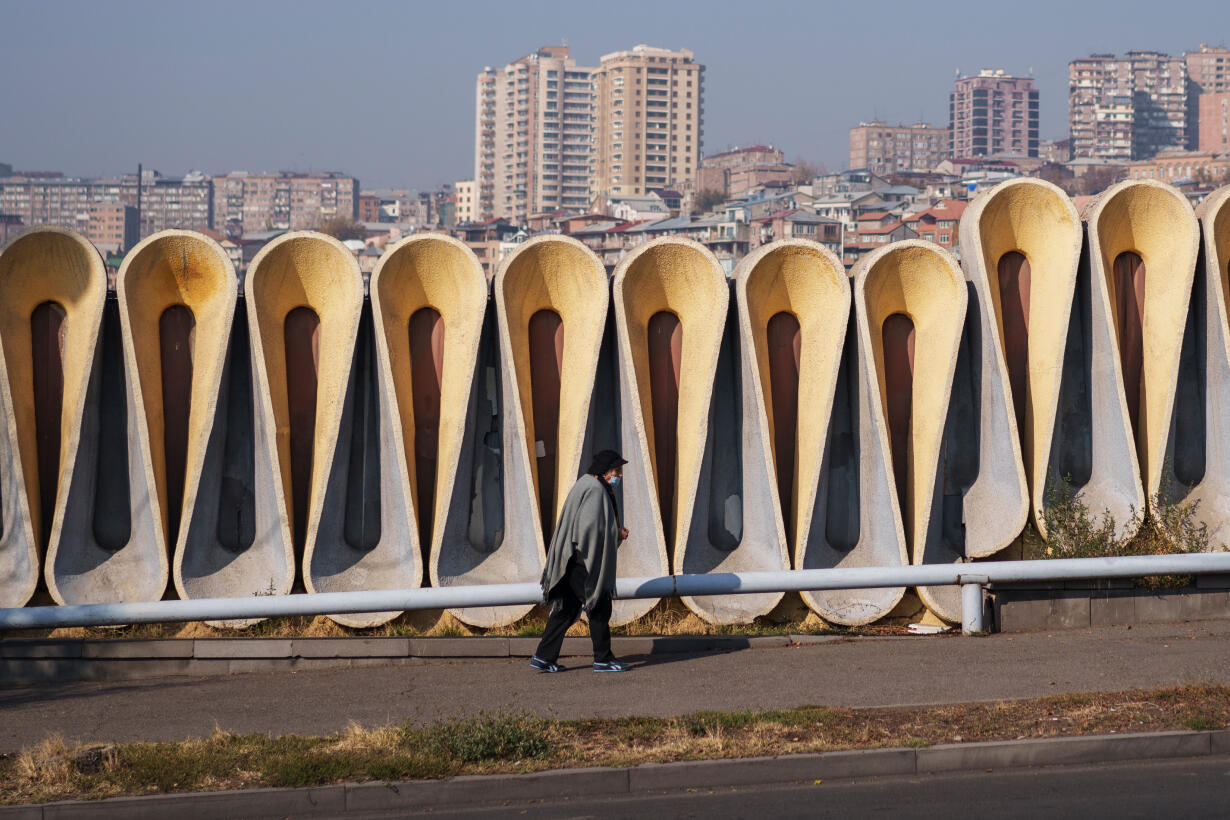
[2,729,1227,818]
[0,635,838,688]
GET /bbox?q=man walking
[530,449,630,673]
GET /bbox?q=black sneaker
[529,655,563,673]
[593,659,630,673]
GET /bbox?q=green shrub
[1035,477,1210,589]
[412,714,550,763]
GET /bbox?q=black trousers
[534,560,614,663]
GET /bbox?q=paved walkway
[2,620,1228,752]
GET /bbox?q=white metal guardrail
[2,553,1229,635]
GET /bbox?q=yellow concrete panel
[854,240,966,565]
[1199,185,1230,364]
[614,237,728,559]
[1085,180,1200,505]
[959,178,1081,535]
[117,231,237,556]
[370,234,487,579]
[1192,184,1230,548]
[496,235,608,530]
[246,232,363,570]
[0,227,105,606]
[611,237,726,623]
[736,240,849,563]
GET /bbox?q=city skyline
[2,0,1226,189]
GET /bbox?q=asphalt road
[3,620,1229,751]
[353,757,1230,819]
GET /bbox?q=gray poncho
[539,475,620,612]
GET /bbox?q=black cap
[586,449,628,476]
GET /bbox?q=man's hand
[619,527,629,542]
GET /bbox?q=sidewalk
[3,620,1229,752]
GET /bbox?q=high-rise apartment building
[1186,43,1230,95]
[211,171,358,236]
[1199,92,1230,153]
[592,45,703,200]
[1069,51,1188,161]
[1186,44,1230,149]
[849,122,949,174]
[949,70,1039,159]
[474,46,595,223]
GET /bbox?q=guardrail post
[959,574,989,635]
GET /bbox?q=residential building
[842,221,917,268]
[86,203,138,254]
[455,179,476,225]
[849,122,949,174]
[1,213,24,243]
[696,145,790,198]
[1186,44,1230,148]
[1126,150,1230,184]
[0,169,211,241]
[0,175,95,235]
[474,46,595,223]
[592,44,704,200]
[211,171,357,236]
[810,169,890,197]
[950,70,1039,159]
[753,209,842,256]
[1038,139,1070,163]
[903,200,968,250]
[1069,51,1188,161]
[601,191,671,222]
[1198,93,1230,153]
[130,170,212,236]
[811,190,890,234]
[358,194,382,222]
[453,217,525,278]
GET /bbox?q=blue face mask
[607,475,622,488]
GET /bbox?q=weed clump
[1033,479,1212,588]
[414,713,550,764]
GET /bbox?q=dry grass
[3,685,1228,806]
[5,592,933,641]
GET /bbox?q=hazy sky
[2,0,1224,189]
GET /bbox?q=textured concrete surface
[854,241,967,622]
[960,179,1082,539]
[371,236,504,626]
[174,295,290,623]
[309,301,419,628]
[247,234,366,619]
[1039,208,1144,542]
[121,233,285,628]
[679,272,784,624]
[1190,184,1230,549]
[0,228,101,607]
[1085,181,1200,514]
[737,241,891,626]
[496,235,608,532]
[612,238,727,624]
[3,228,168,606]
[418,247,539,629]
[119,231,238,585]
[3,619,1228,751]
